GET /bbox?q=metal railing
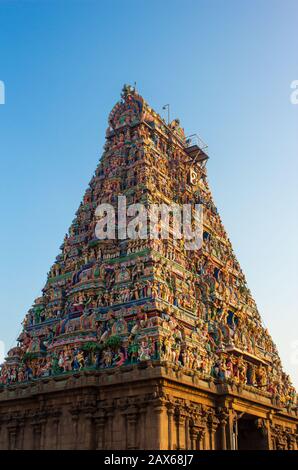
[185,134,208,155]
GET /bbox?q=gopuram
[0,86,297,450]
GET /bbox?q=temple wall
[0,366,297,450]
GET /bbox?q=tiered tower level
[0,86,297,450]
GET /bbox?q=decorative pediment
[108,85,144,130]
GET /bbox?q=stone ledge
[0,362,297,421]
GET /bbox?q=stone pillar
[70,409,80,450]
[166,403,175,450]
[267,414,274,450]
[218,410,229,450]
[136,404,147,450]
[12,419,25,450]
[189,423,205,450]
[189,425,196,450]
[220,421,227,450]
[185,416,190,450]
[82,411,96,450]
[104,406,115,449]
[157,401,170,450]
[174,411,186,450]
[124,405,139,450]
[94,412,106,450]
[69,399,97,449]
[52,415,60,450]
[7,425,18,450]
[207,414,219,450]
[197,428,206,450]
[32,422,43,450]
[148,398,166,450]
[226,410,235,450]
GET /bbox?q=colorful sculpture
[0,85,296,414]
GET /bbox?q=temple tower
[0,86,297,450]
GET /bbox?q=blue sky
[0,0,297,386]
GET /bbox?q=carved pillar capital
[166,402,175,416]
[207,413,220,433]
[189,423,206,450]
[287,433,297,450]
[216,407,229,450]
[255,418,268,437]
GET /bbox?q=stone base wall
[0,365,297,450]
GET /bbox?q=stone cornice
[0,363,297,425]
